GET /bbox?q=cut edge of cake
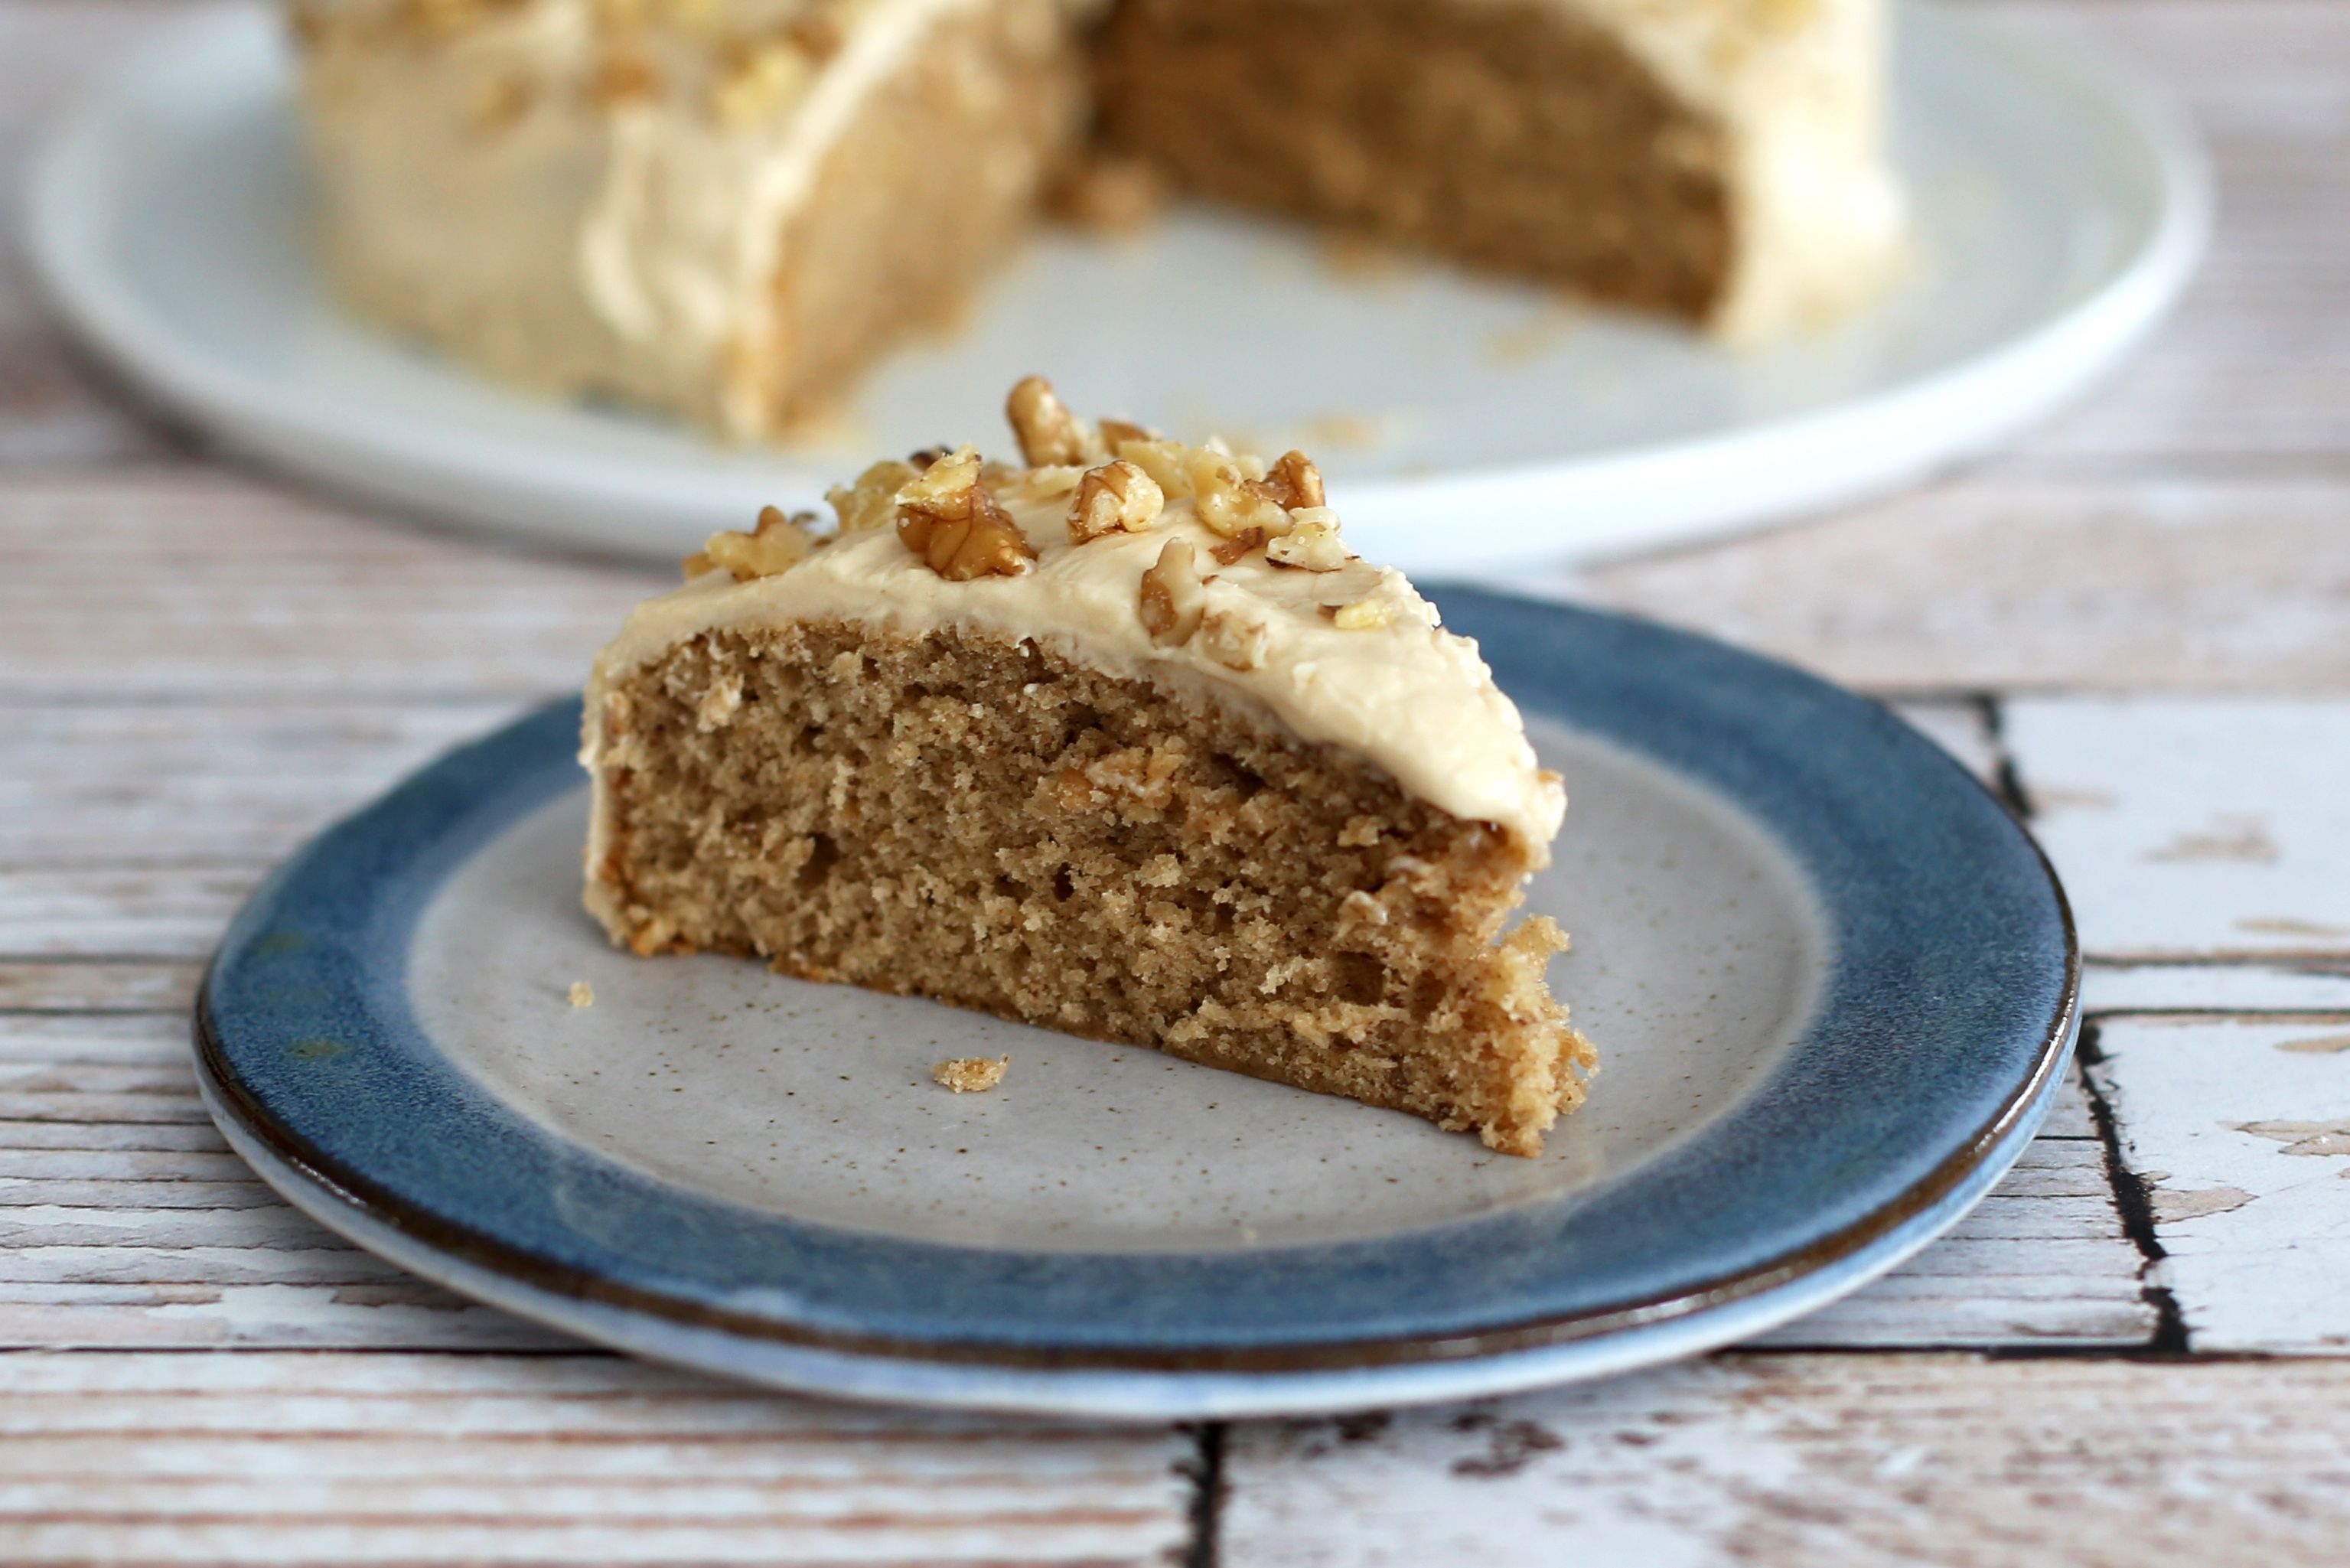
[290,0,1903,439]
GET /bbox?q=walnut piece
[699,504,816,581]
[1263,450,1326,510]
[1199,609,1272,671]
[828,459,920,533]
[1331,597,1393,631]
[1188,448,1289,539]
[1139,539,1207,644]
[568,981,595,1009]
[1115,438,1194,500]
[895,447,1035,580]
[1266,508,1348,571]
[933,1056,1009,1094]
[1006,376,1099,468]
[1209,527,1267,566]
[1067,459,1165,543]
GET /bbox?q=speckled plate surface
[195,592,2077,1419]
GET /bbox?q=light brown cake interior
[590,618,1593,1156]
[1093,0,1736,319]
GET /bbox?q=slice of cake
[288,0,1900,438]
[581,378,1595,1154]
[289,0,1090,438]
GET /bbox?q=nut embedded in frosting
[1138,538,1207,645]
[688,504,817,582]
[894,446,1035,580]
[1067,458,1165,543]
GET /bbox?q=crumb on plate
[933,1056,1009,1094]
[569,981,595,1009]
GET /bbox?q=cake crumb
[933,1056,1009,1094]
[568,982,595,1009]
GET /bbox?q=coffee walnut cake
[290,0,1901,438]
[582,379,1595,1154]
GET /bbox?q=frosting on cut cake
[585,380,1566,849]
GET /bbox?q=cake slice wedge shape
[581,379,1594,1155]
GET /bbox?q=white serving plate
[28,1,2205,569]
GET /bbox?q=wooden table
[5,2,2348,1562]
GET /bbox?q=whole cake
[291,0,1902,438]
[581,378,1595,1154]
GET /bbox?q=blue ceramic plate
[196,592,2076,1418]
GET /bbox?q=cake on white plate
[580,377,1596,1154]
[291,0,1903,438]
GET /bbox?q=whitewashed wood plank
[1221,1354,2350,1568]
[0,5,188,465]
[2004,699,2350,960]
[1559,480,2350,695]
[0,960,197,1013]
[2082,959,2350,1015]
[0,475,659,701]
[0,700,524,869]
[0,865,259,958]
[1886,699,1999,785]
[2093,1016,2350,1352]
[0,1352,1195,1566]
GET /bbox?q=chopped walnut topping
[933,1055,1009,1093]
[895,447,1035,580]
[1068,459,1165,543]
[1115,438,1194,500]
[1266,509,1348,571]
[1006,376,1099,468]
[827,459,920,533]
[1139,539,1207,645]
[1331,597,1393,631]
[1209,527,1267,566]
[699,504,816,581]
[1188,448,1289,539]
[1199,609,1272,671]
[1263,451,1326,510]
[1100,418,1155,449]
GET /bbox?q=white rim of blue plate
[27,2,2208,569]
[194,592,2079,1420]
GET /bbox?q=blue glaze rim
[196,590,2078,1373]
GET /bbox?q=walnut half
[1006,376,1098,468]
[895,447,1035,580]
[1068,458,1165,543]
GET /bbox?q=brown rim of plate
[191,834,2079,1379]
